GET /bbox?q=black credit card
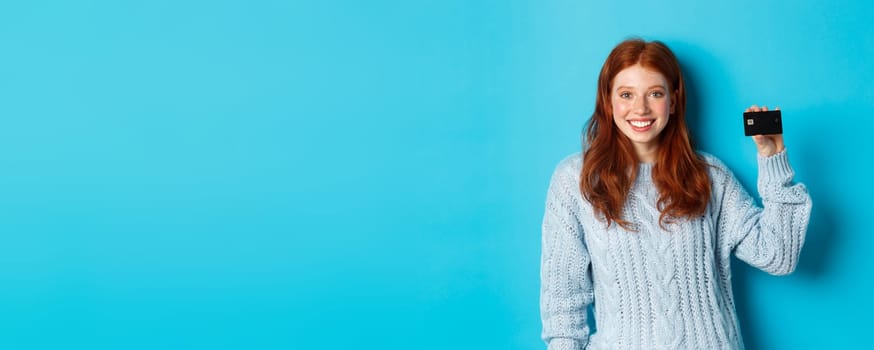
[743,110,783,136]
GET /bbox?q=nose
[633,96,650,115]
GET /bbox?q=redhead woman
[539,39,811,349]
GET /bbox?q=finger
[774,134,785,151]
[775,106,780,111]
[762,106,769,112]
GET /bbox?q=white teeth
[629,120,654,127]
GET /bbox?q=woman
[540,39,812,350]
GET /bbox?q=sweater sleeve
[540,160,593,350]
[717,150,812,275]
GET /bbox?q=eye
[650,91,665,98]
[619,91,632,99]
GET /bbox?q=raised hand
[745,105,785,157]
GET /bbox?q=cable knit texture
[540,150,811,350]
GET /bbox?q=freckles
[612,101,629,113]
[611,106,624,118]
[649,98,668,111]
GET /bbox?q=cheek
[611,99,628,117]
[654,99,671,113]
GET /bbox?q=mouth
[627,119,655,132]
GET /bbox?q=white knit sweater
[540,151,811,350]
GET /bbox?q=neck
[634,143,659,163]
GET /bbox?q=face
[610,64,676,160]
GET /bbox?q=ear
[670,89,678,114]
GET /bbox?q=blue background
[1,1,871,349]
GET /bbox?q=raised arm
[716,105,813,274]
[718,149,812,275]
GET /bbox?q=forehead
[612,64,668,89]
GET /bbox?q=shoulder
[546,152,583,191]
[551,152,583,179]
[696,151,734,182]
[696,152,749,204]
[545,152,587,212]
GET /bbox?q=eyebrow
[615,85,667,90]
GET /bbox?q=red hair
[580,39,711,230]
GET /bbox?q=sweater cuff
[757,150,795,196]
[548,338,585,350]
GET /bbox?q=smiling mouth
[628,120,654,129]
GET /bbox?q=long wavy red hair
[580,39,711,230]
